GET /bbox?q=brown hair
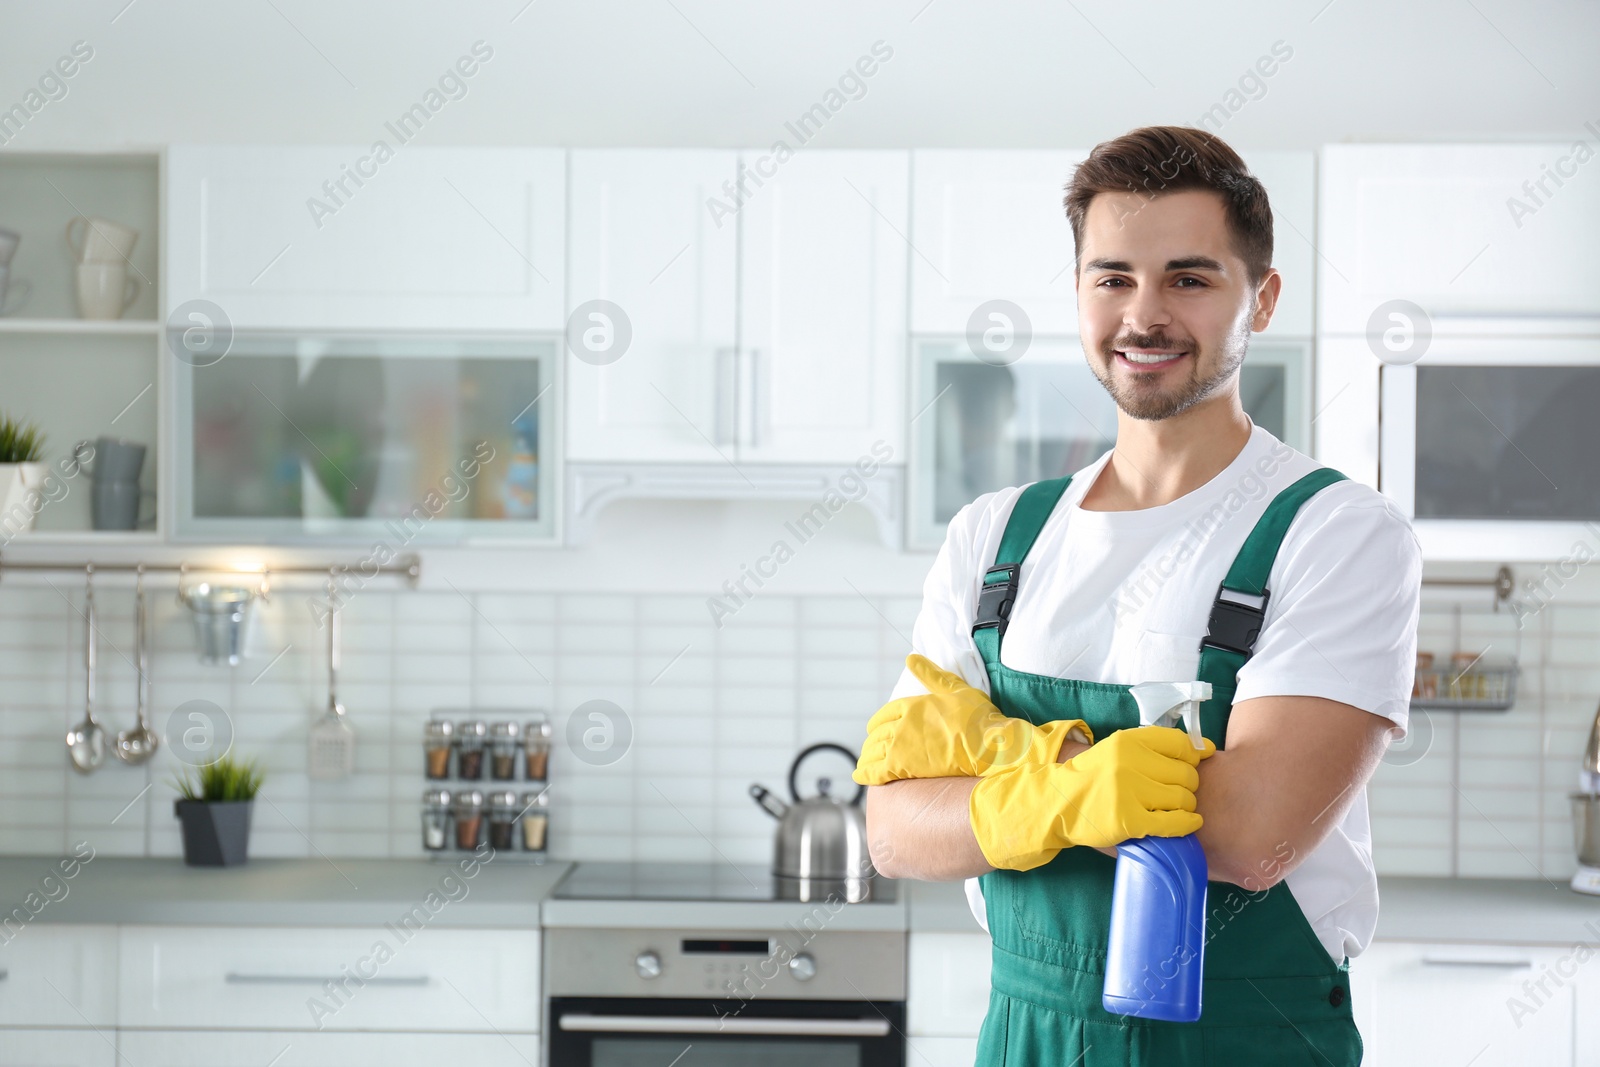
[1064,126,1274,287]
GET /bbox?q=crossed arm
[866,694,1395,889]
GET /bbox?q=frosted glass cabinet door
[173,334,559,543]
[908,338,1308,549]
[565,150,739,462]
[166,145,566,331]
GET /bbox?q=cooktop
[550,861,897,904]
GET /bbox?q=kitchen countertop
[0,855,571,927]
[11,856,1600,944]
[903,874,1600,945]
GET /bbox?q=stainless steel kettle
[750,742,876,903]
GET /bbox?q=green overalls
[969,468,1363,1066]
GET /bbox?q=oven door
[549,996,906,1066]
[1379,334,1600,560]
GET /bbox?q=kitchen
[1,2,1599,1065]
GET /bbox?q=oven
[545,927,906,1066]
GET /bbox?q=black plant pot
[175,799,254,867]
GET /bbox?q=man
[854,126,1420,1064]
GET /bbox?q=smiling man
[854,127,1420,1064]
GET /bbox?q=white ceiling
[1,0,1596,150]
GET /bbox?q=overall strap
[1196,467,1350,696]
[971,476,1074,666]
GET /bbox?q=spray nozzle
[1129,681,1212,751]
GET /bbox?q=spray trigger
[1129,680,1212,751]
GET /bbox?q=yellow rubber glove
[853,654,1093,786]
[969,725,1216,871]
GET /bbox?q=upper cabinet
[1319,143,1600,335]
[166,145,566,331]
[738,150,908,463]
[564,149,909,465]
[908,149,1315,339]
[563,149,740,463]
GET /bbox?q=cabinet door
[907,932,991,1037]
[0,923,118,1028]
[1319,144,1600,334]
[1239,150,1315,339]
[909,150,1085,337]
[166,145,566,330]
[565,150,739,462]
[0,1030,113,1067]
[117,926,539,1033]
[1352,941,1573,1067]
[739,150,909,463]
[116,1030,541,1066]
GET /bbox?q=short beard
[1092,333,1248,421]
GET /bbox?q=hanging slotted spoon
[308,580,355,780]
[66,565,107,774]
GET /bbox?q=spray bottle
[1102,680,1212,1023]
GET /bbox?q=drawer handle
[1419,956,1533,969]
[225,972,430,987]
[557,1013,891,1037]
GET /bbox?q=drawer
[907,931,991,1036]
[0,924,118,1028]
[117,926,539,1033]
[117,1029,541,1066]
[0,1028,115,1067]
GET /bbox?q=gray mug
[72,438,154,530]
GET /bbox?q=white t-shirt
[890,422,1422,965]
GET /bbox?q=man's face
[1076,188,1274,421]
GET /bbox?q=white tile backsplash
[0,575,1589,885]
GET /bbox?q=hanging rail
[1419,565,1513,610]
[0,553,422,589]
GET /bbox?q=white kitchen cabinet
[1351,940,1575,1067]
[116,1030,541,1066]
[116,925,539,1033]
[907,931,991,1039]
[166,145,566,331]
[738,150,909,462]
[0,924,118,1028]
[564,149,740,463]
[0,1029,114,1067]
[909,150,1084,338]
[566,148,908,466]
[908,149,1314,340]
[1319,143,1600,336]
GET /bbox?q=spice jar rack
[1411,596,1520,713]
[420,709,551,862]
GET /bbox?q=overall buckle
[1200,584,1270,658]
[972,564,1021,638]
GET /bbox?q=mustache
[1109,335,1194,351]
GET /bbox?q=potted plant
[173,755,264,867]
[0,413,46,533]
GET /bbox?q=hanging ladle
[115,565,158,765]
[66,564,107,774]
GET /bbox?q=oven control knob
[789,953,817,981]
[635,950,662,979]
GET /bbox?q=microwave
[1367,333,1600,561]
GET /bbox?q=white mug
[65,216,139,263]
[75,261,139,320]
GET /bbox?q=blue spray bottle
[1102,680,1213,1023]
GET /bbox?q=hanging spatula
[308,582,355,780]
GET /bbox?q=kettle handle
[789,742,866,806]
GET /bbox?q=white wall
[1,0,1596,152]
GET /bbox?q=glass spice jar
[421,788,452,851]
[424,720,455,779]
[456,719,488,780]
[489,721,521,780]
[452,789,484,850]
[488,790,519,851]
[520,788,549,860]
[523,715,551,782]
